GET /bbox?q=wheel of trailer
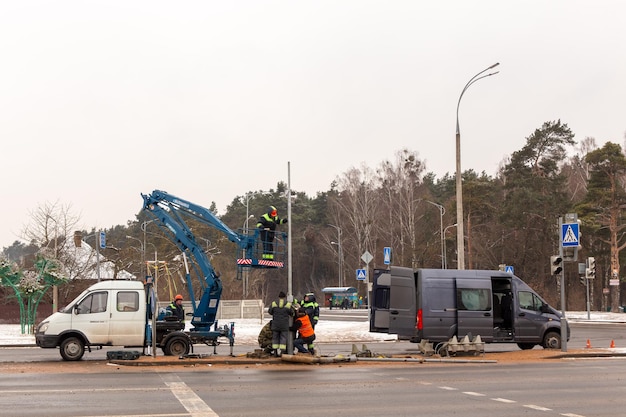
[164,336,190,356]
[542,331,561,349]
[517,343,536,350]
[60,336,85,361]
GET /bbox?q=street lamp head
[489,62,500,69]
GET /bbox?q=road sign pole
[558,216,567,352]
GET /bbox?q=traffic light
[550,255,563,275]
[586,257,596,279]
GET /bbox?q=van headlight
[37,322,49,334]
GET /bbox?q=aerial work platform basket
[236,228,287,272]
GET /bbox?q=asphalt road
[1,316,625,417]
[2,354,626,417]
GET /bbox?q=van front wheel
[543,331,561,349]
[60,337,85,361]
[517,343,536,350]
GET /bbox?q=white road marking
[161,374,219,417]
[463,391,486,397]
[492,398,516,404]
[439,386,458,390]
[524,404,552,411]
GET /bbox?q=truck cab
[36,280,147,361]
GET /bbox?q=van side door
[456,278,494,342]
[70,290,110,344]
[515,290,549,343]
[109,289,144,346]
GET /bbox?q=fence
[157,299,265,322]
[0,300,265,325]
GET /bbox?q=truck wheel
[60,337,85,361]
[517,343,536,350]
[164,336,190,356]
[543,331,561,349]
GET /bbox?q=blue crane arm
[141,189,255,331]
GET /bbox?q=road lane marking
[161,374,219,417]
[463,392,486,397]
[492,398,516,403]
[524,404,552,411]
[439,386,458,390]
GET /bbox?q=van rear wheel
[517,343,536,350]
[164,336,190,356]
[543,331,561,349]
[60,337,85,361]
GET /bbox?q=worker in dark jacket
[166,294,185,321]
[301,292,319,353]
[267,291,293,356]
[256,206,287,260]
[301,293,320,328]
[291,308,316,354]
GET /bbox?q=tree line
[2,120,626,313]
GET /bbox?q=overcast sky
[1,1,624,247]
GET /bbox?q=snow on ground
[1,311,624,346]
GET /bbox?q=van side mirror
[540,304,550,314]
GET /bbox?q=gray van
[370,267,568,350]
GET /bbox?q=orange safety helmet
[268,206,278,217]
[174,294,183,301]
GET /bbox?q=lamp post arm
[456,63,500,135]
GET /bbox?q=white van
[370,267,569,350]
[36,280,153,360]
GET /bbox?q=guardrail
[157,299,265,321]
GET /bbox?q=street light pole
[126,235,144,279]
[328,224,343,287]
[455,62,500,270]
[418,199,445,269]
[443,223,457,269]
[242,214,254,298]
[45,215,59,313]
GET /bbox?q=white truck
[35,190,286,361]
[35,280,189,360]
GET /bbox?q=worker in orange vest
[291,308,316,355]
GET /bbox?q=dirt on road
[0,347,613,374]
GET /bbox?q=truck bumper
[36,334,60,348]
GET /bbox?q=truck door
[388,269,416,338]
[514,290,550,343]
[370,270,391,333]
[109,289,145,346]
[71,290,110,344]
[456,278,494,342]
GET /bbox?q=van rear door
[388,268,416,338]
[456,278,494,342]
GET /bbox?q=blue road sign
[383,247,392,265]
[356,269,367,281]
[505,265,514,274]
[561,223,579,247]
[99,231,106,249]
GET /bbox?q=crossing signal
[550,255,563,275]
[586,257,596,279]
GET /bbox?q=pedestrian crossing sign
[561,223,579,247]
[356,269,367,281]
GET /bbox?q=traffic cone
[586,339,592,349]
[610,340,615,348]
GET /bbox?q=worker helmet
[268,206,278,217]
[174,294,183,301]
